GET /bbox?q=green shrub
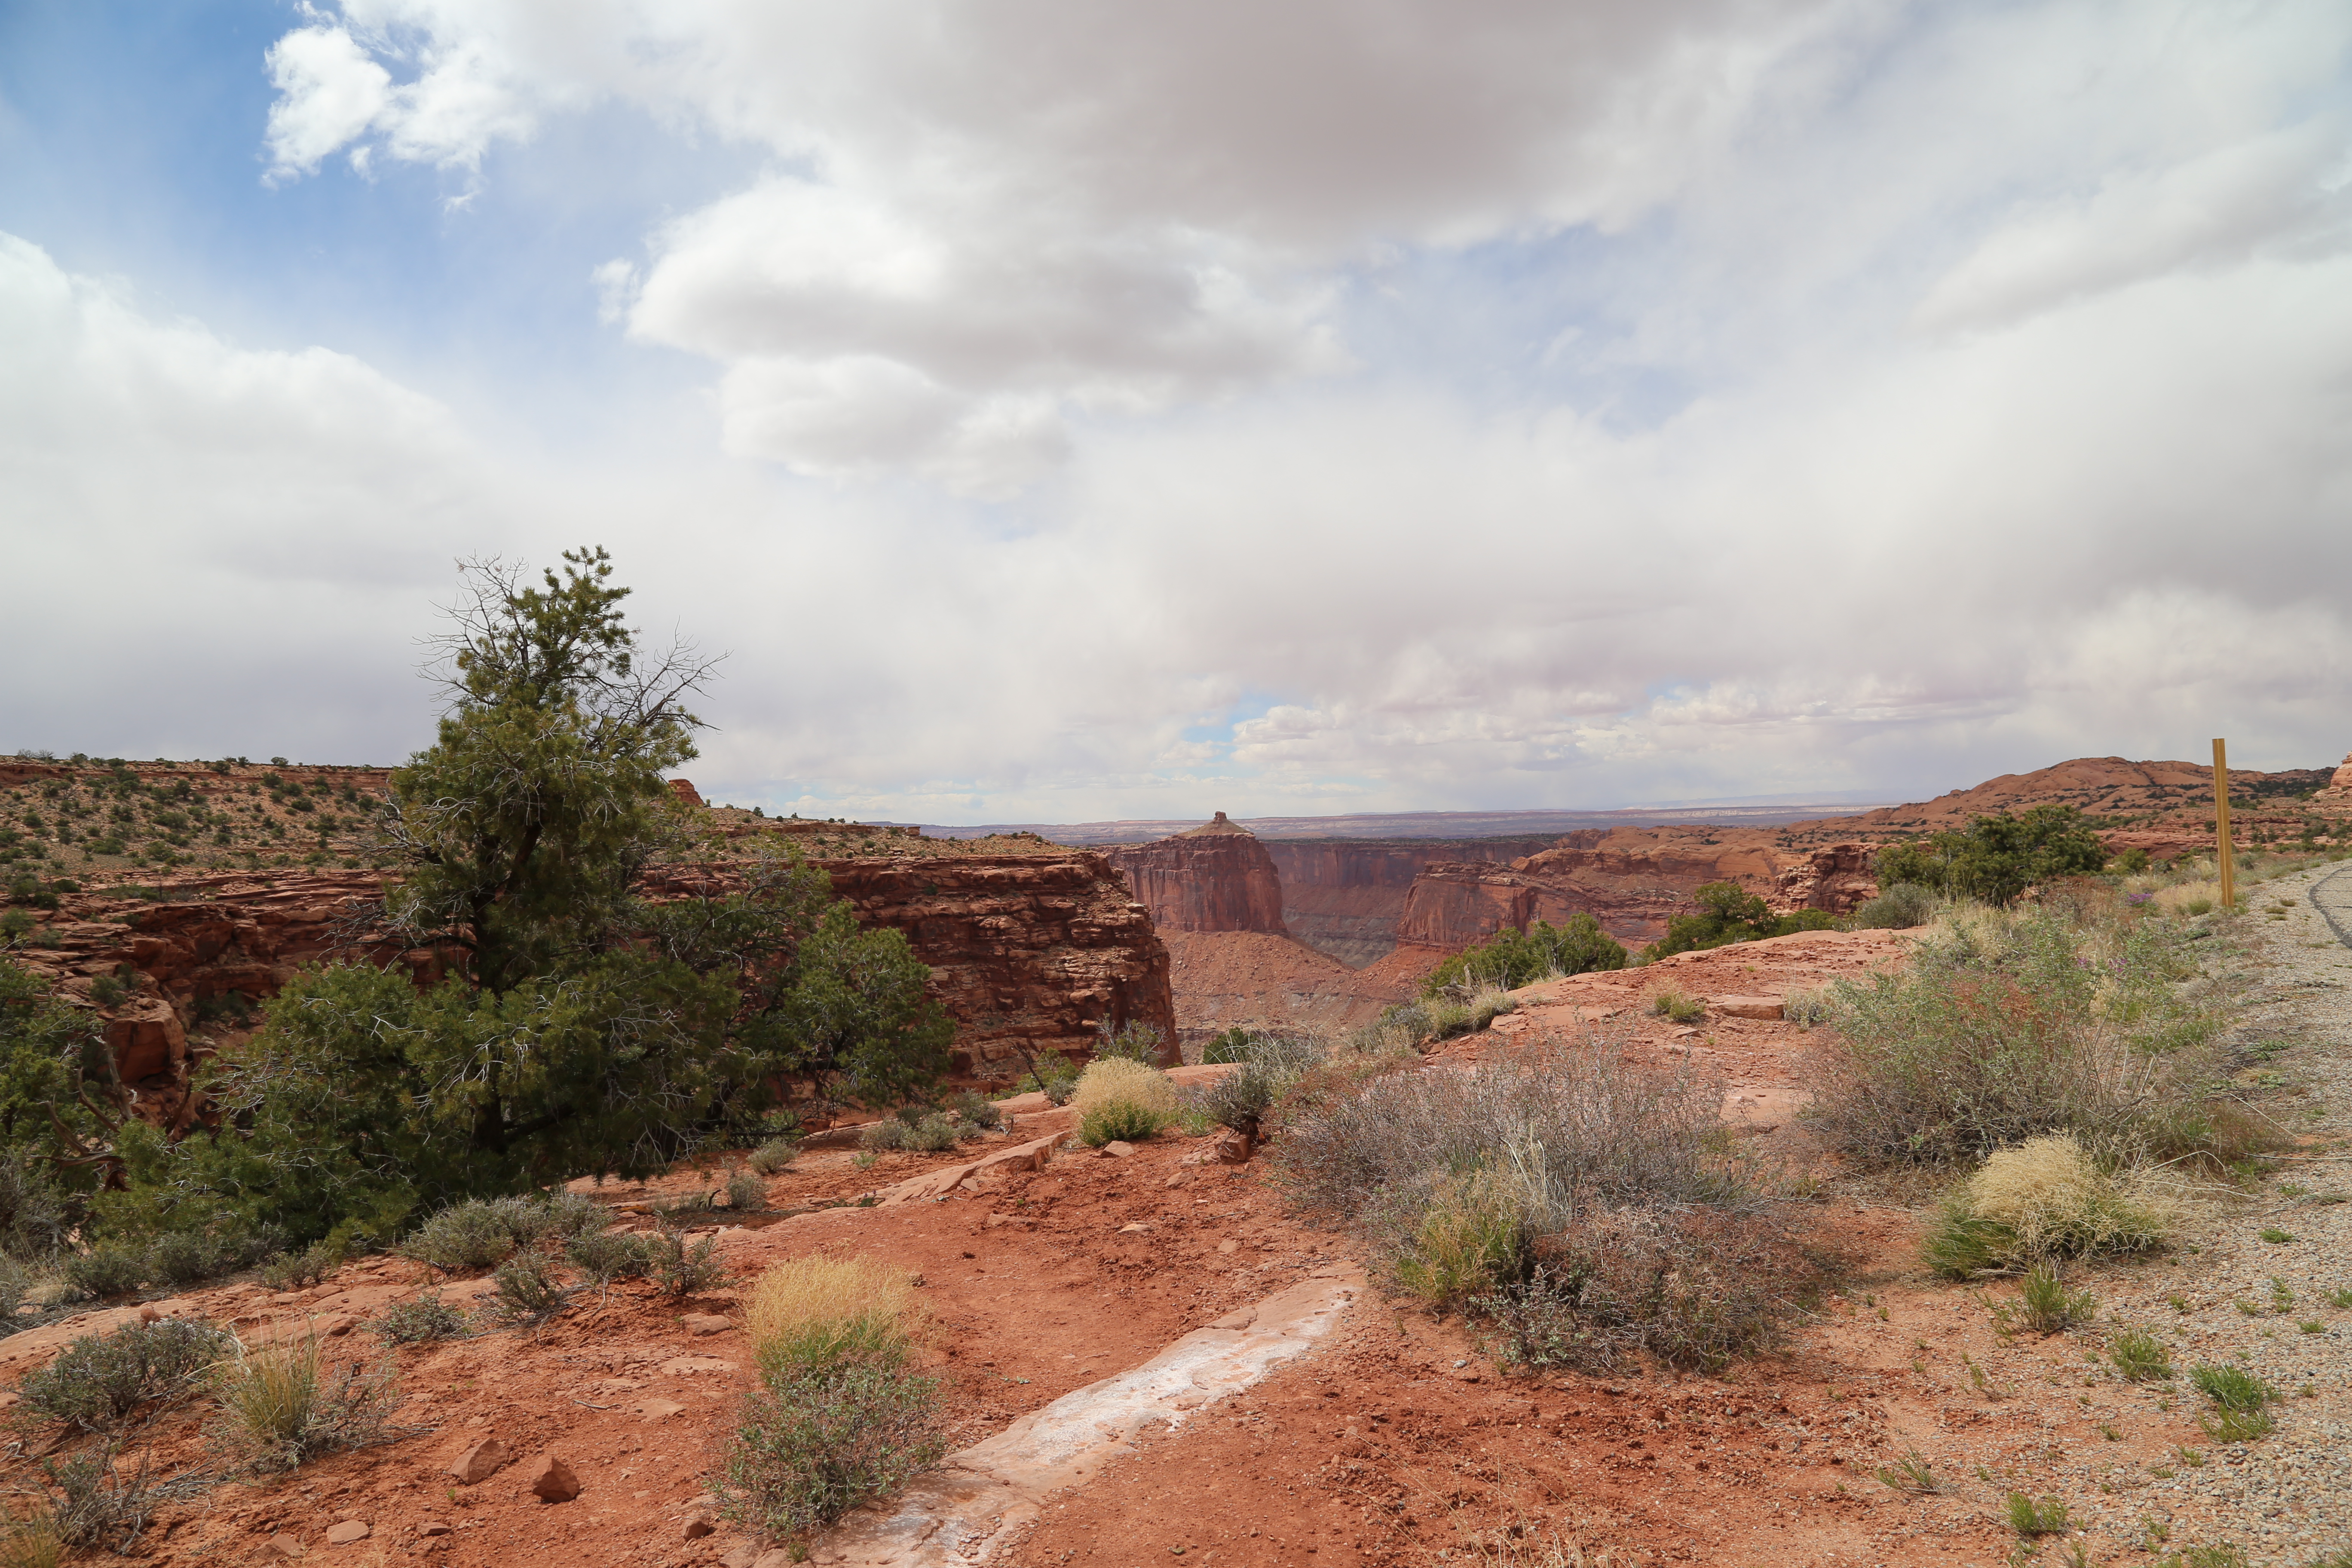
[1782,985,1832,1027]
[144,1231,231,1287]
[1279,1040,1820,1371]
[1202,1060,1276,1139]
[401,1200,516,1271]
[746,1138,800,1176]
[723,1356,946,1541]
[61,1247,147,1300]
[947,1089,1003,1131]
[1200,1027,1257,1065]
[489,1253,568,1323]
[725,1170,767,1211]
[2190,1364,2278,1442]
[1877,805,2109,906]
[2003,1266,2098,1333]
[566,1229,659,1286]
[374,1292,468,1344]
[651,1225,731,1298]
[260,1239,343,1292]
[1078,1099,1169,1147]
[2004,1493,2070,1537]
[858,1118,912,1152]
[1013,1049,1080,1104]
[1650,988,1705,1025]
[1851,883,1939,930]
[1643,882,1836,960]
[1092,1020,1166,1065]
[1418,912,1627,998]
[2107,1329,2172,1382]
[19,1318,233,1430]
[1393,1172,1528,1304]
[1802,904,2255,1167]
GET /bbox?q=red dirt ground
[0,928,2279,1568]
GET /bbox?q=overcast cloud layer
[3,0,2349,821]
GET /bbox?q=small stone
[678,1313,733,1336]
[1117,1222,1152,1234]
[1100,1140,1137,1158]
[637,1398,687,1421]
[526,1452,582,1503]
[137,1303,162,1323]
[447,1437,509,1484]
[325,1520,371,1545]
[1210,1128,1252,1165]
[1217,1239,1240,1254]
[418,1521,452,1537]
[683,1514,717,1540]
[257,1534,308,1560]
[753,1552,800,1568]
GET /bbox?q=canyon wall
[811,851,1177,1076]
[12,842,1173,1124]
[1393,830,1879,949]
[1103,813,1288,935]
[1261,837,1554,966]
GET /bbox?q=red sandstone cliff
[1103,813,1288,935]
[1260,838,1553,967]
[15,838,1174,1123]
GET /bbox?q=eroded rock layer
[1103,813,1288,935]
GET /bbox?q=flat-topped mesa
[1104,812,1290,936]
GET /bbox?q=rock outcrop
[1104,814,1288,935]
[1260,838,1553,967]
[7,872,422,1129]
[812,852,1176,1076]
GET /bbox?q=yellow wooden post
[2211,737,2236,911]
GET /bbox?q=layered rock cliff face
[1391,830,1883,949]
[811,852,1176,1076]
[1103,813,1288,935]
[12,835,1173,1124]
[1261,838,1553,967]
[6,872,419,1130]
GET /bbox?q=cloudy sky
[3,0,2349,823]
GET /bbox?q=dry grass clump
[1071,1057,1181,1146]
[1925,1135,2197,1277]
[1070,1057,1179,1115]
[1277,1039,1830,1371]
[725,1256,943,1542]
[213,1329,402,1471]
[1804,903,2269,1168]
[745,1256,923,1382]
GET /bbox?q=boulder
[525,1452,581,1503]
[447,1437,508,1485]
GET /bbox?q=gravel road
[2069,857,2352,1565]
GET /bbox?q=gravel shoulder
[2051,859,2352,1566]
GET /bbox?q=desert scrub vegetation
[1071,1057,1180,1146]
[1642,880,1837,960]
[1801,901,2263,1169]
[399,1190,606,1272]
[1924,1135,2197,1277]
[1418,913,1627,997]
[1874,805,2110,907]
[213,1329,405,1470]
[1275,1039,1830,1372]
[18,1318,233,1432]
[725,1256,945,1543]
